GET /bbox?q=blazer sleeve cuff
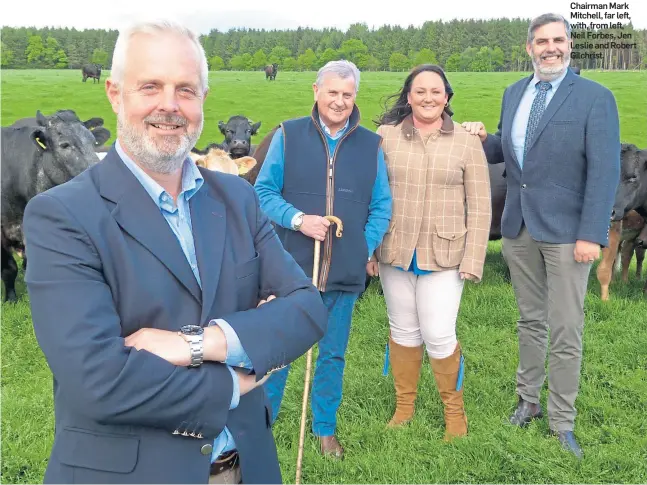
[459,259,483,283]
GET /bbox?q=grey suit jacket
[482,67,620,247]
[23,148,327,483]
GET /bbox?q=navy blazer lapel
[190,177,226,325]
[526,69,576,154]
[97,148,202,304]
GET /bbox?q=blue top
[404,250,432,275]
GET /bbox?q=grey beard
[532,52,571,82]
[117,114,202,175]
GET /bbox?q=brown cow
[189,146,256,176]
[619,236,645,283]
[596,210,646,300]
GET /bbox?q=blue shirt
[401,250,432,275]
[254,121,392,260]
[319,116,349,140]
[511,69,568,168]
[116,141,252,462]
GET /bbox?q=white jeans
[379,264,464,359]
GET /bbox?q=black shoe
[551,430,583,459]
[509,397,543,427]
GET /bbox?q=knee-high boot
[387,338,424,427]
[430,342,468,440]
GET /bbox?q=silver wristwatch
[179,325,204,367]
[293,212,305,231]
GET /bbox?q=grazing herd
[1,106,646,303]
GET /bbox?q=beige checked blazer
[375,113,492,282]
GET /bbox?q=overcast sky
[3,0,646,32]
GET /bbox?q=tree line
[2,19,646,72]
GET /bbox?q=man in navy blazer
[463,13,620,458]
[23,20,327,484]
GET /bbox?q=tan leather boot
[387,338,424,427]
[430,342,468,440]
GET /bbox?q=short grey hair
[111,19,209,93]
[315,60,360,93]
[527,13,572,44]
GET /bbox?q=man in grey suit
[23,20,327,483]
[463,13,620,457]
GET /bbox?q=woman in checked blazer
[371,64,491,440]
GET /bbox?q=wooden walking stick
[295,215,343,485]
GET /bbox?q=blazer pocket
[551,182,584,197]
[432,227,468,268]
[56,427,139,473]
[235,252,260,280]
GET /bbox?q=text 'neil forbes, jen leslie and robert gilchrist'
[569,2,637,60]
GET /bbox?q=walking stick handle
[323,215,343,238]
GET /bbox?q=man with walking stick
[254,60,392,463]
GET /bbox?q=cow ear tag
[31,130,49,151]
[35,137,47,150]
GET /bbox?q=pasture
[1,69,647,484]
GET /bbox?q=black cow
[611,143,647,221]
[12,110,111,149]
[218,115,262,159]
[1,110,99,302]
[91,127,112,149]
[487,163,507,241]
[82,64,102,83]
[264,63,278,81]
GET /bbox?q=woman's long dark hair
[374,64,454,127]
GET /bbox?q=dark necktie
[523,81,552,163]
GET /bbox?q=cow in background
[264,63,278,80]
[218,115,262,159]
[611,143,647,222]
[82,64,102,83]
[596,210,646,300]
[190,145,256,176]
[597,144,647,300]
[1,110,99,302]
[11,110,111,149]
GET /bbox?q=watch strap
[180,331,204,367]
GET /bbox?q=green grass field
[1,70,647,484]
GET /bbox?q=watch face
[181,325,204,336]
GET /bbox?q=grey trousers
[502,227,591,431]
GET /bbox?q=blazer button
[201,443,213,455]
[521,184,527,189]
